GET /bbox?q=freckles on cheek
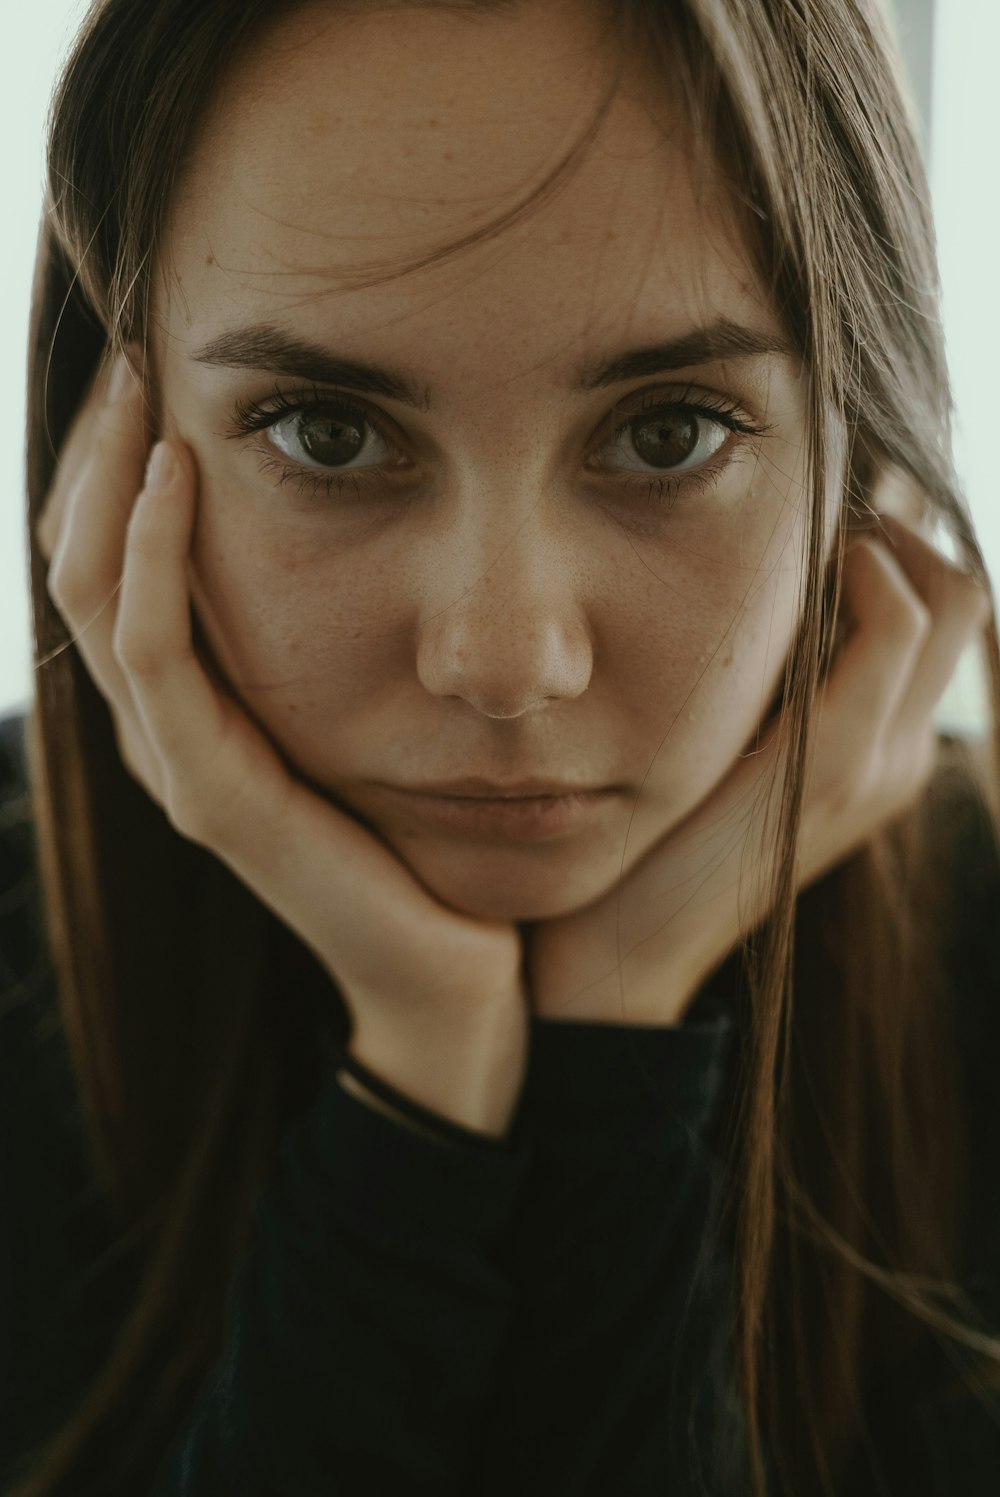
[190,509,374,698]
[699,595,796,734]
[657,542,797,733]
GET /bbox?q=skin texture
[148,0,832,925]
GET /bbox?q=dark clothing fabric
[0,706,998,1495]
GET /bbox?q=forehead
[157,0,775,383]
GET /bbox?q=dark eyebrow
[190,316,796,408]
[191,324,434,410]
[576,319,797,389]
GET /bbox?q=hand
[523,492,993,1026]
[36,350,530,1135]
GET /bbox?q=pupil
[298,409,365,466]
[633,413,698,467]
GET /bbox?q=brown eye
[269,403,395,471]
[633,412,701,467]
[602,406,729,475]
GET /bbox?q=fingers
[37,351,150,564]
[46,353,149,659]
[35,357,108,562]
[876,512,993,740]
[819,536,932,753]
[113,438,240,826]
[824,514,991,748]
[807,501,993,855]
[43,352,166,789]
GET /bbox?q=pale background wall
[1,1,996,732]
[1,4,90,720]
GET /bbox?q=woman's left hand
[523,508,994,1026]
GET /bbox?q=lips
[395,778,610,798]
[379,785,616,841]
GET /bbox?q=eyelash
[222,379,773,511]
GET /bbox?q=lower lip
[385,789,615,840]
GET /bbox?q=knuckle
[44,561,65,611]
[115,725,143,785]
[113,625,161,679]
[165,762,236,846]
[46,558,83,616]
[35,503,60,562]
[114,721,163,807]
[164,780,208,841]
[903,595,933,643]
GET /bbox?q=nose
[415,523,594,719]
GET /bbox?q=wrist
[335,1067,456,1144]
[345,1003,527,1139]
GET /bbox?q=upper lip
[392,778,610,799]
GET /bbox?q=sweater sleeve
[471,991,758,1497]
[149,1068,534,1496]
[902,765,1000,1495]
[152,997,754,1497]
[839,739,1000,1496]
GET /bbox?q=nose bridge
[414,499,594,717]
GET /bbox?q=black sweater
[1,707,998,1496]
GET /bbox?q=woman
[3,0,999,1491]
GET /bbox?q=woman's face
[152,0,828,922]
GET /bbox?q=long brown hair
[11,1,1000,1493]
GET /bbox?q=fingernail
[107,352,135,404]
[144,441,174,492]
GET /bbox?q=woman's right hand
[35,349,529,1139]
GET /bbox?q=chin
[396,842,616,923]
[321,785,635,922]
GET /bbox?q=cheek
[188,492,394,766]
[713,559,798,696]
[632,549,800,791]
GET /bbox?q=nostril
[477,698,549,720]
